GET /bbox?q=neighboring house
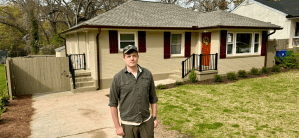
[0,50,8,64]
[55,46,66,57]
[60,0,281,91]
[232,0,299,50]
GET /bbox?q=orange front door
[202,32,211,66]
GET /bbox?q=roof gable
[254,0,299,17]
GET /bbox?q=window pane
[296,22,299,36]
[227,44,233,54]
[254,44,259,52]
[120,42,135,49]
[171,45,181,54]
[171,34,182,44]
[120,34,135,40]
[227,33,233,43]
[236,33,252,53]
[255,34,259,43]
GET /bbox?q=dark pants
[121,116,154,138]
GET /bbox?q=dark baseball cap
[123,45,138,54]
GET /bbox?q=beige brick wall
[98,30,198,80]
[218,56,265,75]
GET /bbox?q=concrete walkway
[30,79,176,138]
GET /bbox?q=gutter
[264,29,276,67]
[59,25,283,35]
[96,28,101,90]
[59,34,67,56]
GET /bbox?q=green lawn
[156,70,299,137]
[0,64,8,98]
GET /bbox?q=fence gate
[5,57,70,96]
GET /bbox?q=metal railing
[181,53,218,78]
[67,53,86,89]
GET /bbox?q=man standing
[108,45,158,138]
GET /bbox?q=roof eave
[59,25,282,35]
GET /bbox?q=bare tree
[185,0,233,12]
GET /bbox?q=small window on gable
[295,22,299,36]
[119,33,135,49]
[171,34,182,55]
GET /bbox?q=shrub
[214,75,222,82]
[271,65,280,72]
[250,67,260,75]
[227,72,238,80]
[156,84,166,89]
[189,69,197,83]
[261,66,270,74]
[238,70,247,78]
[282,50,299,68]
[175,81,184,86]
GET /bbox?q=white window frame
[291,22,299,48]
[226,31,261,57]
[170,33,185,57]
[226,32,234,55]
[253,32,261,53]
[118,32,138,51]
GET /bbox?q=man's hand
[154,119,159,128]
[116,126,125,136]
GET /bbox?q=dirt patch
[160,68,299,90]
[0,95,34,138]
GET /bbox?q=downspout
[264,29,276,67]
[96,28,101,90]
[59,34,67,56]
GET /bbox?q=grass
[0,64,8,98]
[156,70,299,137]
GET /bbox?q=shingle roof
[254,0,299,17]
[61,0,281,34]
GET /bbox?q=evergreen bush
[227,72,238,80]
[238,70,247,78]
[250,67,260,75]
[214,75,222,82]
[261,66,270,74]
[189,69,197,83]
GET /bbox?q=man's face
[123,51,139,68]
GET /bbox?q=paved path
[30,79,176,138]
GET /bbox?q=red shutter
[185,32,191,57]
[138,31,146,53]
[109,30,118,53]
[261,31,268,56]
[220,30,227,59]
[164,32,171,59]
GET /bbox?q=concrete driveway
[30,79,176,138]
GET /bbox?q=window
[171,34,182,55]
[295,22,299,36]
[226,32,261,55]
[119,33,136,50]
[254,33,260,53]
[236,33,252,54]
[227,33,233,54]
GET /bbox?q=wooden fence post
[5,58,13,100]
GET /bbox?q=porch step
[75,76,93,82]
[71,86,97,93]
[74,70,91,77]
[72,81,94,88]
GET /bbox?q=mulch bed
[158,68,299,90]
[0,94,34,138]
